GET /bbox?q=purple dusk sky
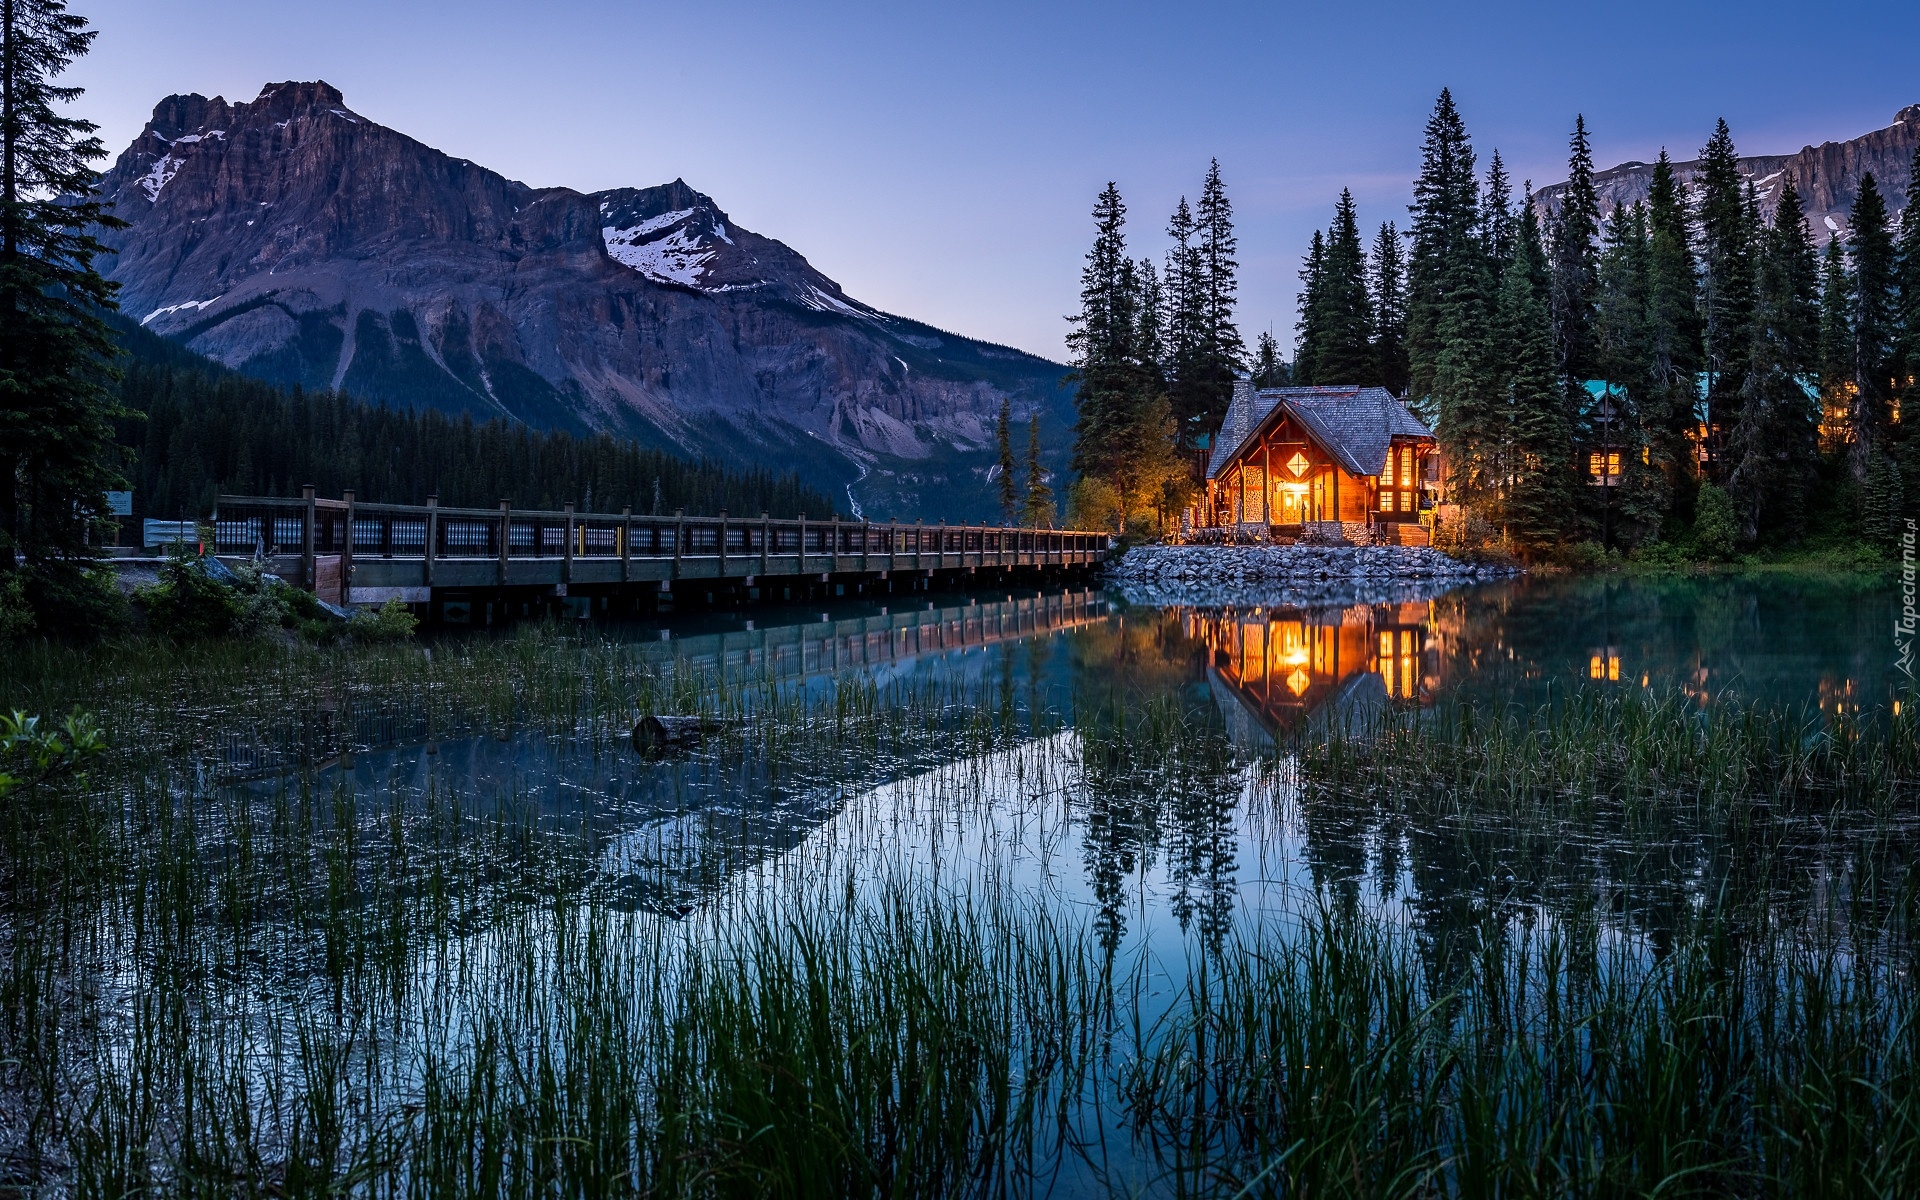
[68,0,1920,364]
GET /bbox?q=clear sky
[66,0,1920,364]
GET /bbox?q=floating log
[631,714,739,756]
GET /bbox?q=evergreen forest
[1071,92,1920,559]
[111,319,835,525]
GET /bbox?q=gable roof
[1207,385,1432,480]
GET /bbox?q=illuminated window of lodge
[1588,653,1621,681]
[1588,451,1621,481]
[1287,451,1311,477]
[1378,629,1418,699]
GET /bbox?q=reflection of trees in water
[1060,609,1252,952]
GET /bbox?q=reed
[0,624,1913,1196]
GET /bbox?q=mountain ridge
[95,80,1073,521]
[1532,103,1919,241]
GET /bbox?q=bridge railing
[211,489,1112,578]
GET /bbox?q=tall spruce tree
[1194,159,1245,429]
[1497,202,1572,549]
[1818,236,1854,437]
[994,396,1019,524]
[0,0,127,616]
[1312,189,1375,383]
[1847,172,1898,482]
[1549,116,1603,423]
[1405,89,1481,419]
[1293,229,1326,385]
[1696,119,1757,471]
[1645,151,1704,524]
[1020,415,1055,528]
[1594,202,1668,545]
[1370,221,1409,394]
[1252,330,1288,387]
[1163,195,1209,448]
[1481,151,1516,280]
[1726,174,1821,543]
[1896,146,1920,406]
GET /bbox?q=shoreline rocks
[1103,543,1520,608]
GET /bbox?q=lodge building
[1193,382,1439,544]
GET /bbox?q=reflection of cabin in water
[1195,382,1439,543]
[1189,603,1434,735]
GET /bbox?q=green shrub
[348,598,418,643]
[1692,484,1739,561]
[5,564,130,641]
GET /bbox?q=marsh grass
[0,626,1915,1196]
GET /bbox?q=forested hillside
[110,320,836,523]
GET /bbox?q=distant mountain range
[1533,104,1918,241]
[95,81,1073,521]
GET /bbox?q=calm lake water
[304,569,1909,937]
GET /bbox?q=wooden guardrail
[212,488,1112,601]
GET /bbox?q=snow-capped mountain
[1533,104,1918,242]
[95,81,1072,520]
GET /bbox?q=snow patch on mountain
[603,222,717,286]
[142,297,221,325]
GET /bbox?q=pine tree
[1697,119,1757,470]
[1897,145,1920,405]
[1549,116,1603,416]
[1019,415,1054,528]
[1252,330,1288,387]
[1818,237,1854,423]
[1293,229,1326,385]
[1726,174,1822,543]
[1068,183,1136,485]
[1135,257,1165,377]
[1163,195,1209,447]
[1370,221,1409,393]
[1481,150,1516,279]
[994,396,1019,524]
[0,0,129,618]
[1405,89,1480,418]
[1594,202,1667,545]
[1313,189,1374,383]
[1847,172,1898,482]
[1645,151,1703,523]
[1497,202,1573,550]
[1194,159,1245,431]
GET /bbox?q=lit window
[1287,451,1310,477]
[1379,489,1394,512]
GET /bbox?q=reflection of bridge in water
[1188,601,1440,737]
[641,587,1112,685]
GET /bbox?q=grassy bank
[1,628,1915,1195]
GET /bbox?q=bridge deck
[212,490,1112,605]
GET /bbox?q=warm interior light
[1287,451,1310,477]
[1286,668,1312,696]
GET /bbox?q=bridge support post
[498,500,511,588]
[620,506,631,583]
[562,502,575,586]
[424,494,438,588]
[718,510,728,578]
[760,512,770,577]
[301,483,316,590]
[342,489,356,605]
[673,509,684,580]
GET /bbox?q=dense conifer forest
[109,318,836,524]
[1070,94,1920,558]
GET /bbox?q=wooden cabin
[1195,383,1438,542]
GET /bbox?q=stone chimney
[1230,378,1253,443]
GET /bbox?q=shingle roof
[1207,385,1432,480]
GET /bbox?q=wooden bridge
[211,489,1112,618]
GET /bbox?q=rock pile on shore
[1104,544,1518,607]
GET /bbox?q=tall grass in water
[0,626,1916,1196]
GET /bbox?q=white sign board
[105,491,133,516]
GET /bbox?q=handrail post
[498,499,511,587]
[861,519,870,572]
[341,489,356,604]
[620,506,632,583]
[718,510,729,577]
[562,502,575,585]
[424,493,438,588]
[829,515,840,577]
[760,512,770,577]
[301,483,316,590]
[673,508,685,580]
[797,512,808,575]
